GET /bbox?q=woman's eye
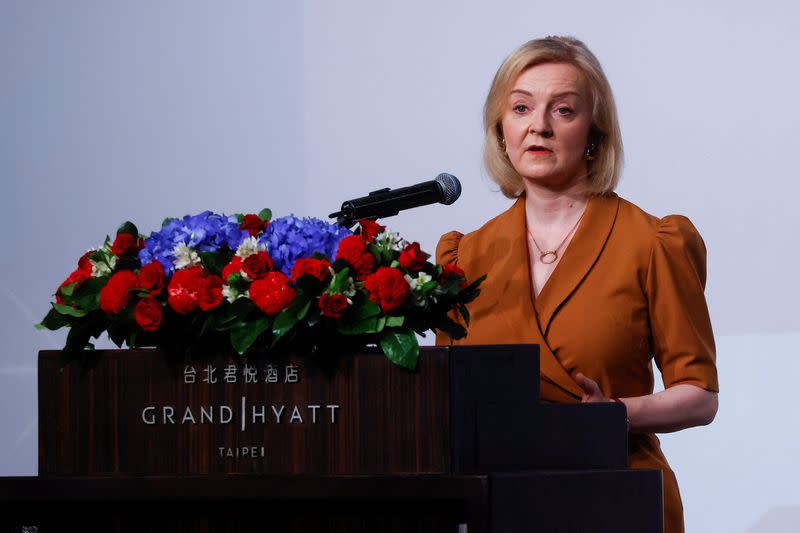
[556,107,574,116]
[513,104,528,113]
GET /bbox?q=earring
[585,142,597,161]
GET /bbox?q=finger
[575,372,598,394]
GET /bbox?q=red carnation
[111,233,143,257]
[240,214,268,236]
[138,261,166,295]
[291,257,331,283]
[319,293,349,318]
[167,266,205,315]
[198,275,224,311]
[99,270,138,315]
[242,251,274,280]
[221,256,243,282]
[134,297,163,331]
[335,235,376,281]
[440,263,468,289]
[398,242,428,271]
[249,272,296,316]
[358,219,385,242]
[364,267,411,313]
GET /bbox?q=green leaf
[59,282,78,298]
[227,272,249,293]
[213,313,242,331]
[107,317,129,348]
[328,266,351,292]
[258,208,272,222]
[457,303,470,324]
[353,300,381,320]
[236,213,245,224]
[53,303,88,318]
[306,306,321,327]
[116,221,138,236]
[229,297,255,320]
[72,277,107,310]
[379,328,419,369]
[338,317,379,335]
[385,315,405,328]
[271,310,299,346]
[199,314,217,337]
[199,250,234,276]
[230,318,270,354]
[36,307,72,330]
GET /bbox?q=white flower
[341,276,357,298]
[222,285,240,303]
[235,236,267,259]
[404,271,432,291]
[375,230,407,252]
[173,242,201,269]
[90,256,114,277]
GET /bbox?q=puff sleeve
[435,231,464,345]
[646,216,719,392]
[435,230,464,266]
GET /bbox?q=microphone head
[435,173,461,205]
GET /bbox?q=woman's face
[500,62,594,189]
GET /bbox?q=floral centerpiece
[38,209,483,369]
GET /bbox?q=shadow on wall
[745,507,800,533]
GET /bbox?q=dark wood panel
[39,348,452,476]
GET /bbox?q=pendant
[540,251,558,264]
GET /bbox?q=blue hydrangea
[139,211,248,275]
[261,215,352,275]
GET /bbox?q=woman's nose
[529,110,553,138]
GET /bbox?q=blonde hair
[483,36,623,197]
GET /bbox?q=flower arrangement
[38,209,483,369]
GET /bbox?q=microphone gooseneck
[330,173,461,228]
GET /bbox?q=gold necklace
[527,210,586,264]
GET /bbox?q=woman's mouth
[526,145,553,156]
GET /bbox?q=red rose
[335,235,375,281]
[358,219,385,242]
[291,257,331,283]
[440,263,468,289]
[167,266,205,315]
[242,251,274,280]
[138,261,166,295]
[77,251,94,276]
[56,251,97,303]
[221,256,243,282]
[240,214,268,236]
[198,275,224,311]
[134,297,163,331]
[364,267,410,313]
[111,233,142,257]
[99,270,138,315]
[318,293,349,318]
[398,242,428,271]
[249,272,296,316]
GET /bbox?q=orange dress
[435,193,719,533]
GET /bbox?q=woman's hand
[575,372,609,403]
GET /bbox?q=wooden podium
[0,345,663,532]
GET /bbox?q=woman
[436,36,719,533]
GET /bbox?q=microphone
[330,173,462,228]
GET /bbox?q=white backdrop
[2,1,799,531]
